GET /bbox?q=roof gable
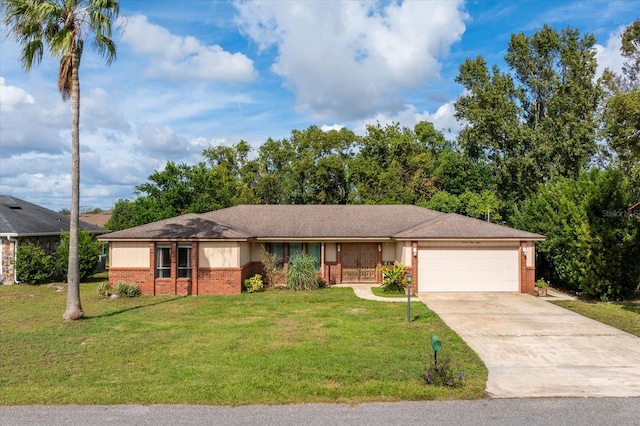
[0,195,106,236]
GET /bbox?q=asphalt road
[1,398,639,426]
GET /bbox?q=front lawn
[552,299,640,337]
[0,283,486,405]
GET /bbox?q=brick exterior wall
[198,268,242,295]
[109,268,154,294]
[324,263,341,285]
[106,239,537,295]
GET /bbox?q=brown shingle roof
[394,213,545,240]
[79,210,112,227]
[98,213,251,241]
[200,204,443,239]
[99,205,544,241]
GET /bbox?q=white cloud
[352,101,461,139]
[235,0,467,120]
[121,15,257,82]
[81,88,131,133]
[0,77,35,112]
[320,124,345,132]
[594,25,626,78]
[0,78,69,155]
[136,122,190,155]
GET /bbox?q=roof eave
[394,237,546,242]
[2,230,107,238]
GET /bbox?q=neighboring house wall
[1,238,14,284]
[1,236,61,285]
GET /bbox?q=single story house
[0,195,107,284]
[98,204,545,296]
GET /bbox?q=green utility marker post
[431,334,442,367]
[406,272,413,323]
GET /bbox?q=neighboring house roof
[99,204,545,242]
[0,195,107,237]
[79,209,112,227]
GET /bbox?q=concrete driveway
[418,293,640,398]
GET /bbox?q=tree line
[107,23,640,301]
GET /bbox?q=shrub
[379,261,409,293]
[260,246,280,287]
[424,356,465,387]
[535,278,548,288]
[287,253,319,291]
[54,230,102,281]
[97,281,113,299]
[15,243,53,284]
[115,281,141,297]
[244,274,264,293]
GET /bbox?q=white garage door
[418,244,520,292]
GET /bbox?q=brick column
[376,243,383,284]
[171,242,178,295]
[336,243,342,284]
[520,241,534,294]
[192,242,199,295]
[149,242,156,295]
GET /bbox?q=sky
[0,0,637,212]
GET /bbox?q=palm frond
[58,52,73,100]
[3,0,120,97]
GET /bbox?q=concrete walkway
[333,283,407,302]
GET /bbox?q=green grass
[552,299,640,337]
[0,283,486,405]
[371,286,406,298]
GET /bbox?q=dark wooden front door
[342,243,377,282]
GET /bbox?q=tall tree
[455,25,600,204]
[249,126,356,205]
[601,20,640,199]
[512,168,640,301]
[2,0,120,320]
[348,122,437,204]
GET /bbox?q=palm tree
[2,0,120,320]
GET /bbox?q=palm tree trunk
[64,52,84,321]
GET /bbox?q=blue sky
[0,0,637,212]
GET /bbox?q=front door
[342,243,377,282]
